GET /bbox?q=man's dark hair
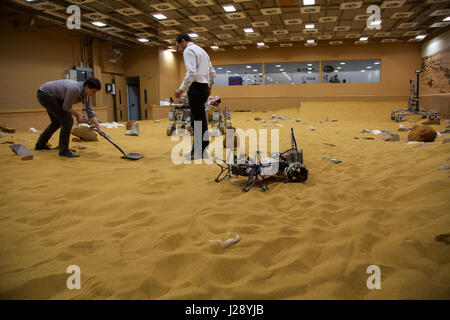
[176,33,191,43]
[84,78,101,91]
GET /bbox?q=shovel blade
[122,153,144,160]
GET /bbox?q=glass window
[321,60,381,83]
[213,64,263,86]
[264,62,320,85]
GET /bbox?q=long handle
[103,134,127,156]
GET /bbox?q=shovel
[102,134,144,160]
[90,126,144,160]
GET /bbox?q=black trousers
[188,82,210,153]
[36,89,73,154]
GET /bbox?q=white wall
[422,29,450,57]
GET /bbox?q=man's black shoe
[59,151,80,158]
[35,144,57,150]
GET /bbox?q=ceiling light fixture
[360,37,368,41]
[307,39,315,44]
[138,38,149,43]
[303,0,315,5]
[189,33,199,38]
[305,24,315,29]
[223,5,236,12]
[91,21,107,27]
[443,16,450,22]
[244,28,254,33]
[415,35,426,40]
[257,42,265,46]
[152,13,167,20]
[211,45,219,49]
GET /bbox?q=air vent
[137,33,153,38]
[225,12,246,19]
[280,43,293,47]
[32,2,65,11]
[233,46,247,50]
[160,20,181,26]
[127,22,149,28]
[85,12,108,20]
[290,36,304,41]
[381,39,397,43]
[264,38,278,43]
[252,21,270,27]
[284,19,302,25]
[190,15,211,21]
[239,39,252,44]
[104,27,122,33]
[318,35,332,40]
[245,32,260,37]
[345,33,361,38]
[220,24,238,29]
[261,8,282,15]
[303,29,318,34]
[319,16,337,23]
[305,42,317,47]
[373,32,392,37]
[300,6,320,14]
[150,3,176,11]
[188,0,214,6]
[380,1,406,9]
[217,34,232,39]
[214,41,228,46]
[330,41,343,45]
[355,40,368,45]
[161,30,178,35]
[273,30,289,35]
[257,45,269,49]
[396,22,418,28]
[116,7,142,16]
[391,12,414,19]
[355,15,370,21]
[430,9,450,16]
[334,26,351,32]
[402,30,421,36]
[340,1,362,9]
[191,27,208,32]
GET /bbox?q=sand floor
[0,101,449,299]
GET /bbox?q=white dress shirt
[179,42,216,92]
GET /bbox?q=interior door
[127,85,141,120]
[114,75,128,121]
[139,75,151,120]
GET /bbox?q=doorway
[126,77,141,120]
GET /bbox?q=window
[264,62,320,84]
[321,60,381,83]
[213,64,263,86]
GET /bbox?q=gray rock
[440,165,450,170]
[384,133,400,141]
[9,144,33,158]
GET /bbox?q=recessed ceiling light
[257,42,265,46]
[361,70,366,72]
[276,65,281,67]
[244,28,254,33]
[305,24,315,29]
[226,70,231,72]
[366,66,372,69]
[138,38,149,43]
[415,35,426,40]
[168,49,176,52]
[340,62,346,65]
[370,20,382,26]
[152,13,167,20]
[308,71,312,74]
[223,5,236,12]
[308,68,312,70]
[337,67,342,69]
[189,33,199,38]
[246,66,251,68]
[360,37,368,41]
[334,70,338,72]
[443,16,450,22]
[303,0,315,5]
[374,62,380,65]
[211,45,219,49]
[307,63,312,66]
[280,69,284,71]
[217,67,223,69]
[307,39,315,43]
[253,69,258,72]
[91,21,107,27]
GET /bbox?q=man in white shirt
[175,33,216,160]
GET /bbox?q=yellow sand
[0,101,449,299]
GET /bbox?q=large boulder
[71,126,98,141]
[407,125,437,142]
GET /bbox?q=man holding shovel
[35,78,105,158]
